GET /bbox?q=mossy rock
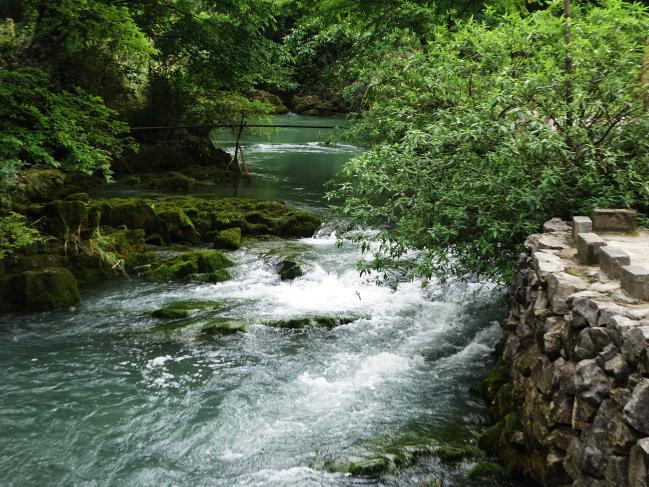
[122,175,141,186]
[145,250,233,281]
[90,199,157,231]
[156,209,201,244]
[280,214,321,238]
[278,259,303,281]
[435,444,484,463]
[0,267,80,311]
[254,90,289,114]
[151,307,190,320]
[213,227,242,250]
[477,413,518,454]
[466,461,508,480]
[150,300,229,320]
[347,457,391,476]
[64,192,90,202]
[144,172,196,192]
[201,318,247,335]
[42,199,89,236]
[9,167,97,204]
[264,314,361,329]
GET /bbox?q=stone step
[621,265,649,301]
[599,246,631,279]
[576,232,606,265]
[572,215,593,240]
[591,208,637,233]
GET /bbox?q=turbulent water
[0,116,513,486]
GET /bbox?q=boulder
[145,250,233,282]
[547,272,589,314]
[629,438,649,487]
[0,267,80,311]
[278,259,304,281]
[213,227,242,250]
[543,218,571,233]
[623,379,649,435]
[574,359,609,405]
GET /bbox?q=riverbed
[0,116,514,486]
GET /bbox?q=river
[0,115,514,486]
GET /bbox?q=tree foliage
[329,0,649,282]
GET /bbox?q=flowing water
[0,116,514,486]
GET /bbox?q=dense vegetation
[1,0,648,281]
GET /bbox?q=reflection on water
[93,115,360,214]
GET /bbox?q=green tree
[329,0,649,282]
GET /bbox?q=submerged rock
[264,314,362,329]
[320,432,486,479]
[278,259,303,281]
[201,318,247,335]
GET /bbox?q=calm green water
[0,116,514,486]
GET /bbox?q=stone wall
[485,212,649,486]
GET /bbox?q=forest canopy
[1,0,648,281]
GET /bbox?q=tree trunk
[642,37,649,110]
[563,0,574,128]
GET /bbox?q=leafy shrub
[0,212,42,259]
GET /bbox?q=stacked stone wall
[487,214,649,486]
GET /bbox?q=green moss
[157,209,201,244]
[278,259,303,281]
[280,214,321,238]
[347,457,391,476]
[122,175,141,185]
[264,314,361,329]
[145,250,233,281]
[213,227,242,250]
[144,171,196,192]
[152,307,190,319]
[201,318,246,335]
[477,413,518,453]
[0,267,80,311]
[435,444,484,463]
[466,462,507,479]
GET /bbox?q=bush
[0,212,42,259]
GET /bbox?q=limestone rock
[623,379,649,435]
[547,272,589,314]
[564,436,584,480]
[574,359,609,405]
[629,437,649,487]
[574,327,611,360]
[580,400,615,477]
[534,250,567,279]
[609,411,640,454]
[604,455,628,486]
[603,354,629,383]
[572,395,598,430]
[543,218,571,233]
[621,326,648,362]
[546,449,572,485]
[538,233,571,250]
[553,357,577,394]
[543,317,564,360]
